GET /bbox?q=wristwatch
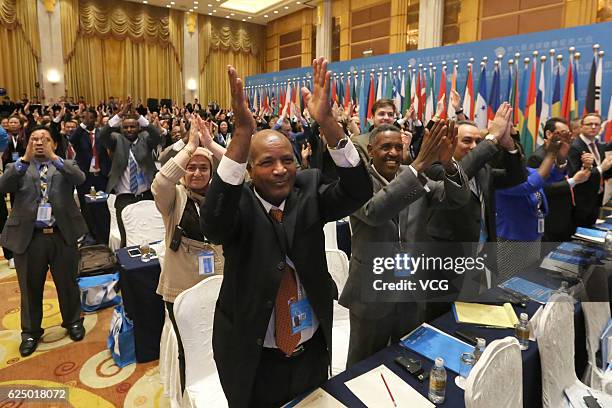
[485,134,499,145]
[328,137,349,150]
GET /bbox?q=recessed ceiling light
[284,6,289,9]
[166,4,171,7]
[189,8,193,11]
[230,13,235,15]
[247,16,252,19]
[263,14,268,17]
[273,10,278,13]
[212,9,216,12]
[194,1,198,3]
[225,15,230,18]
[208,3,212,6]
[296,1,301,3]
[208,12,212,15]
[142,0,147,3]
[193,6,198,9]
[242,18,246,21]
[170,1,175,4]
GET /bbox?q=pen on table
[380,372,397,407]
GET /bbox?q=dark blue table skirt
[322,266,588,408]
[116,247,165,363]
[84,194,111,245]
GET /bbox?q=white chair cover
[324,222,338,250]
[464,337,523,408]
[174,275,227,407]
[326,249,350,376]
[159,309,182,407]
[106,194,121,251]
[121,200,165,247]
[538,294,612,407]
[581,302,612,393]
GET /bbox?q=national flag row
[244,46,608,156]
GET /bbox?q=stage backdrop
[246,22,612,120]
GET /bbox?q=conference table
[319,248,597,408]
[115,247,165,363]
[84,193,111,245]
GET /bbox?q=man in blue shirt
[0,126,88,356]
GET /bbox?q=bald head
[249,129,293,164]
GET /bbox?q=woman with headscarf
[151,116,226,394]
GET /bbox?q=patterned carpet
[0,258,170,408]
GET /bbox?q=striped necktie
[128,151,139,194]
[39,163,49,202]
[269,208,301,355]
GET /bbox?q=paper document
[499,277,556,304]
[285,388,346,408]
[573,227,607,244]
[564,382,612,407]
[453,302,519,328]
[400,323,474,374]
[345,365,434,408]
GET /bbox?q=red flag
[344,77,350,110]
[419,71,427,122]
[415,71,421,121]
[367,74,375,120]
[561,58,575,121]
[331,79,337,105]
[438,66,447,119]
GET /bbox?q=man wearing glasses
[568,113,612,227]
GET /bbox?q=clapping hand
[438,120,458,171]
[412,120,449,173]
[227,65,256,139]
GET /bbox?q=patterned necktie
[39,163,49,203]
[90,131,100,171]
[269,208,301,355]
[128,150,139,194]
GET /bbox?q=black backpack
[78,245,118,277]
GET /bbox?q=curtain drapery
[198,15,264,108]
[0,0,40,101]
[61,0,183,103]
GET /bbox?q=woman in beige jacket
[151,116,225,394]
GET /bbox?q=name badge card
[198,250,215,276]
[289,299,313,334]
[37,203,52,222]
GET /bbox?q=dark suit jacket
[528,145,575,241]
[567,136,612,227]
[99,124,161,193]
[2,132,27,165]
[200,164,372,408]
[0,160,88,254]
[341,164,468,319]
[426,140,526,243]
[70,126,112,178]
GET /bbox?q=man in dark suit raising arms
[567,113,612,227]
[200,58,373,408]
[527,117,590,242]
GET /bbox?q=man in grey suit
[99,101,161,247]
[0,126,88,356]
[339,121,469,367]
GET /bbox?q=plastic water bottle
[90,185,96,197]
[473,338,486,362]
[428,357,446,403]
[515,313,530,351]
[605,230,612,253]
[557,281,571,295]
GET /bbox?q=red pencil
[380,372,397,407]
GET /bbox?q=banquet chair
[173,275,227,407]
[121,200,165,247]
[326,249,350,376]
[538,294,612,407]
[106,194,121,251]
[464,337,522,408]
[159,308,182,408]
[324,221,338,250]
[581,302,612,393]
